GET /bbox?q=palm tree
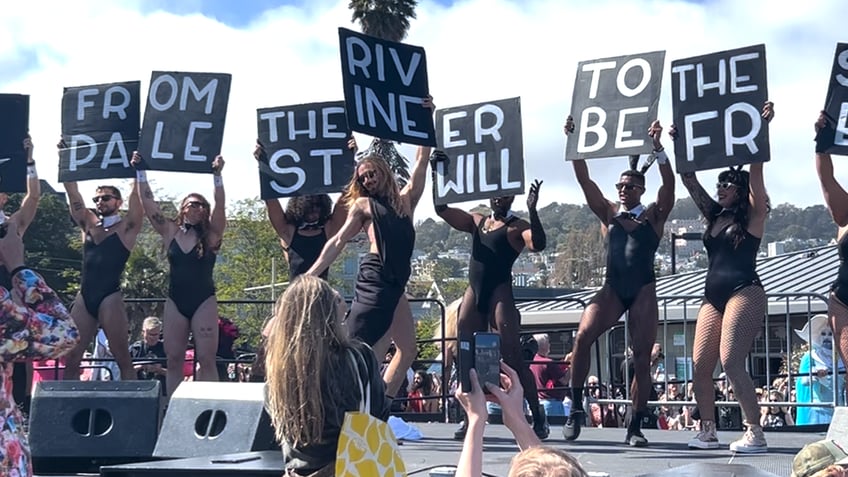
[349,0,419,187]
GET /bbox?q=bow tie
[181,223,196,233]
[617,211,638,220]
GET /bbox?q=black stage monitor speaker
[153,381,279,459]
[29,380,162,473]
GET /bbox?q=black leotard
[81,232,131,317]
[831,234,848,307]
[703,223,762,313]
[288,230,328,280]
[468,216,520,314]
[605,214,660,309]
[348,197,415,346]
[168,239,217,319]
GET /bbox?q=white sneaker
[729,427,767,454]
[687,420,719,449]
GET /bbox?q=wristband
[213,175,223,187]
[10,266,29,277]
[653,150,668,165]
[26,164,37,178]
[136,170,148,182]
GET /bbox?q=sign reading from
[671,44,769,173]
[338,27,435,147]
[434,97,524,205]
[256,101,354,199]
[565,50,665,161]
[0,94,29,193]
[823,42,848,155]
[59,81,140,182]
[138,71,231,173]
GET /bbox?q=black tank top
[469,216,521,290]
[288,230,328,280]
[83,232,131,291]
[605,216,660,287]
[167,240,216,295]
[704,223,760,290]
[835,234,848,288]
[370,197,414,285]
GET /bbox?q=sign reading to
[0,94,29,193]
[138,71,231,173]
[823,42,848,155]
[256,101,354,199]
[434,97,524,205]
[565,51,665,161]
[671,44,769,173]
[338,28,435,147]
[59,81,140,182]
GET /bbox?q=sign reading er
[59,81,140,182]
[823,42,848,155]
[338,28,435,147]
[138,71,231,173]
[256,101,354,199]
[565,50,665,161]
[671,44,769,173]
[0,94,29,193]
[434,97,524,205]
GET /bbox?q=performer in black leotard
[563,119,674,447]
[62,151,144,382]
[681,101,773,454]
[133,152,226,397]
[306,95,434,398]
[814,109,848,403]
[435,165,549,440]
[4,136,40,413]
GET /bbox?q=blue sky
[1,0,846,220]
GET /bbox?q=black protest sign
[138,71,231,173]
[0,94,29,193]
[433,97,524,205]
[338,28,435,147]
[823,42,848,155]
[256,101,355,199]
[671,44,769,173]
[59,81,140,182]
[565,51,665,161]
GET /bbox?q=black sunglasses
[358,170,378,183]
[92,195,116,204]
[716,182,738,190]
[615,182,643,192]
[184,201,207,209]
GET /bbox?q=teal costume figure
[795,314,846,425]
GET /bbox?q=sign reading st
[822,42,848,155]
[0,94,29,193]
[565,51,665,161]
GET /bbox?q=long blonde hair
[508,446,588,477]
[342,155,405,217]
[265,275,356,446]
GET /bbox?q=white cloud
[2,0,846,223]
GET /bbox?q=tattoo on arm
[143,189,154,199]
[529,210,547,251]
[72,201,83,212]
[681,172,719,218]
[152,213,166,226]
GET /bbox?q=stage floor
[36,423,825,477]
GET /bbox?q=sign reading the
[823,42,848,156]
[671,44,769,173]
[0,94,29,193]
[59,81,140,181]
[138,71,231,173]
[256,101,354,199]
[434,97,524,205]
[565,51,665,161]
[338,28,435,147]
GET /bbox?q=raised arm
[566,117,614,223]
[670,125,721,219]
[12,136,41,235]
[401,96,435,212]
[747,102,774,228]
[255,141,294,241]
[521,180,546,252]
[132,151,175,237]
[650,121,675,222]
[431,150,476,233]
[815,111,848,226]
[326,137,358,236]
[209,155,226,236]
[306,199,368,277]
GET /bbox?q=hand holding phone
[458,332,501,394]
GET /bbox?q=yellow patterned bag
[335,350,406,477]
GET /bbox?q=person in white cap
[795,314,846,425]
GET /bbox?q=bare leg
[626,283,659,441]
[190,296,220,383]
[98,292,135,380]
[164,299,191,397]
[63,294,99,380]
[382,295,417,397]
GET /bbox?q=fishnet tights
[692,286,765,426]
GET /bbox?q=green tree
[348,0,419,185]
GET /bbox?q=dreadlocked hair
[284,194,332,227]
[706,166,751,248]
[342,154,406,218]
[177,193,217,258]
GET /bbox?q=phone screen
[474,333,501,394]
